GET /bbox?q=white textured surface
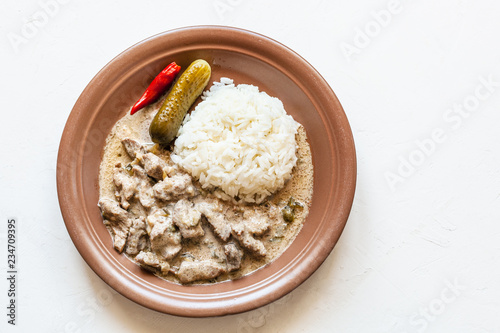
[1,0,500,332]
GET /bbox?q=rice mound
[171,78,300,204]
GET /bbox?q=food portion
[172,78,299,204]
[98,59,313,284]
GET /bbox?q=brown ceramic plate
[57,26,356,317]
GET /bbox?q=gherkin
[149,59,211,145]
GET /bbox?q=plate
[57,26,356,317]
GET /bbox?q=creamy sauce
[98,97,313,284]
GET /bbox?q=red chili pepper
[130,62,181,115]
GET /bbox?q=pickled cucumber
[149,59,211,145]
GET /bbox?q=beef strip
[224,242,243,272]
[231,207,269,257]
[134,251,170,274]
[141,153,167,180]
[112,159,156,211]
[122,138,147,158]
[195,197,269,256]
[231,225,266,257]
[132,165,156,209]
[195,198,232,241]
[125,217,149,256]
[177,260,226,283]
[153,173,196,202]
[146,208,182,260]
[98,198,132,253]
[113,168,137,210]
[172,199,204,238]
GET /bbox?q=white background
[1,0,500,332]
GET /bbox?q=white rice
[171,78,299,203]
